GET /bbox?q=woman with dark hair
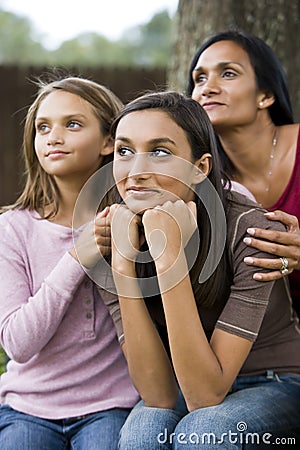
[104,91,300,449]
[187,30,300,316]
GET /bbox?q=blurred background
[0,0,177,206]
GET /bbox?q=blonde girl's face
[34,90,112,183]
[113,109,209,214]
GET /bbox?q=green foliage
[0,9,46,64]
[0,347,7,375]
[121,11,173,67]
[0,8,174,67]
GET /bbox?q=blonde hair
[1,75,123,218]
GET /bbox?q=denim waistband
[47,411,96,424]
[229,370,300,393]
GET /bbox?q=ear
[100,136,114,156]
[257,92,275,109]
[191,153,212,184]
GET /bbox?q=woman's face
[191,40,262,130]
[113,109,209,214]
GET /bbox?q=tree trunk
[168,0,300,121]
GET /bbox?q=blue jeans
[119,372,300,449]
[0,405,130,450]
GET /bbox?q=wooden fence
[0,66,166,205]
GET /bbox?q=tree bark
[168,0,300,121]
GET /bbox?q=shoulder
[0,208,23,224]
[0,207,36,221]
[0,208,38,235]
[279,123,300,145]
[228,181,257,202]
[225,191,285,246]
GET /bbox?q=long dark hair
[111,91,231,309]
[187,30,294,125]
[186,30,294,177]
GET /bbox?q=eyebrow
[115,136,177,146]
[193,61,244,73]
[35,113,87,123]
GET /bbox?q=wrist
[156,248,189,293]
[112,266,142,299]
[154,244,185,273]
[112,253,136,275]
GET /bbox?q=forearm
[157,251,230,410]
[163,293,226,409]
[113,263,178,408]
[1,253,85,362]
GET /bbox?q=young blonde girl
[0,76,138,450]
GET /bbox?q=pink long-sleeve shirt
[0,208,139,419]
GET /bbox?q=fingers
[96,235,111,250]
[243,243,297,281]
[94,218,111,240]
[110,204,142,262]
[245,226,299,246]
[252,270,289,282]
[244,255,293,281]
[244,234,298,259]
[243,212,300,280]
[264,210,299,233]
[244,234,300,268]
[143,200,197,250]
[244,224,300,262]
[96,205,110,218]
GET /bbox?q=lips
[127,185,157,191]
[201,101,224,109]
[46,150,69,157]
[126,186,160,196]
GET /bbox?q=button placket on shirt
[82,278,95,339]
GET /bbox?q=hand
[110,204,142,265]
[70,206,111,268]
[243,210,300,281]
[142,200,197,268]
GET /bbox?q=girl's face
[191,40,262,130]
[113,109,210,214]
[34,90,112,183]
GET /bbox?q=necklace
[265,128,277,193]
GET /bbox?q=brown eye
[150,148,171,157]
[116,146,133,157]
[193,74,207,84]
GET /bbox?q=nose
[194,75,221,100]
[46,126,64,145]
[201,76,221,97]
[128,154,152,180]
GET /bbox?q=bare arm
[159,268,251,411]
[142,201,253,411]
[110,204,178,408]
